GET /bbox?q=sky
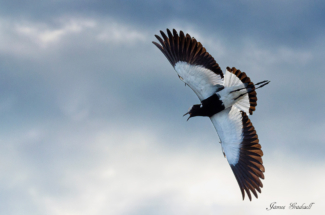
[0,0,325,214]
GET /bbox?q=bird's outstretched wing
[153,29,224,100]
[210,107,265,201]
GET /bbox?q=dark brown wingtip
[230,111,265,201]
[160,30,166,37]
[231,165,245,200]
[166,28,172,35]
[172,28,178,37]
[152,41,160,47]
[154,34,163,44]
[152,29,224,78]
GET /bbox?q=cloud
[97,21,147,44]
[1,120,324,215]
[15,18,96,47]
[2,0,324,49]
[0,16,148,57]
[0,2,325,214]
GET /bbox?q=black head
[183,104,202,121]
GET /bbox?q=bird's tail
[224,67,269,115]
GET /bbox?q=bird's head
[183,104,202,121]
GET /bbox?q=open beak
[183,112,191,121]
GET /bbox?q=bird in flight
[152,29,270,201]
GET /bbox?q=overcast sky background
[1,1,324,215]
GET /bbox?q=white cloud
[0,16,147,58]
[15,18,96,47]
[97,21,147,44]
[1,121,324,215]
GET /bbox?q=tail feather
[229,83,249,93]
[255,80,269,86]
[225,67,258,115]
[255,80,270,89]
[234,80,269,100]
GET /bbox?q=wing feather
[153,29,224,100]
[210,107,265,201]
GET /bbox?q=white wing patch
[210,106,243,165]
[175,61,223,100]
